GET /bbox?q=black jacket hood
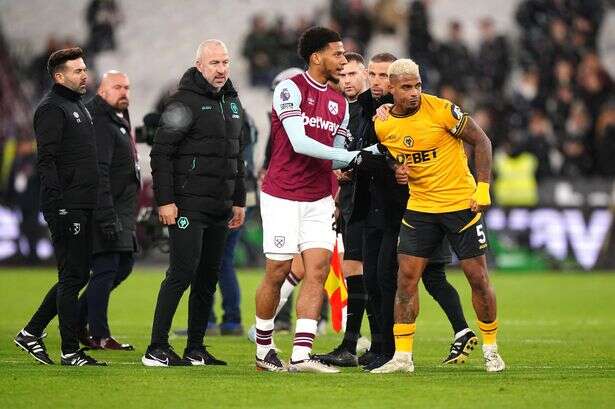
[178,67,238,98]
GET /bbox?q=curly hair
[297,26,342,65]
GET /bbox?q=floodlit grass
[0,267,614,408]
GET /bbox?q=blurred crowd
[2,0,614,218]
[242,0,614,177]
[0,1,123,262]
[1,0,122,199]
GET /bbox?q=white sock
[454,328,471,340]
[482,344,498,354]
[392,351,413,362]
[274,272,301,318]
[291,318,317,362]
[255,316,275,360]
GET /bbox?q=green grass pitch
[0,267,614,408]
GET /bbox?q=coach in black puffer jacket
[150,67,246,221]
[145,40,246,364]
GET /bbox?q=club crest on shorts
[177,216,189,229]
[328,100,338,115]
[274,236,285,248]
[71,222,81,235]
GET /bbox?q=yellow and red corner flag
[324,242,347,332]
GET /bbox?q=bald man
[75,71,140,351]
[143,39,246,367]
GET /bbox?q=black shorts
[342,219,364,261]
[426,237,452,265]
[398,209,488,260]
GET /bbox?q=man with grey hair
[143,39,247,367]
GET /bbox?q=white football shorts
[260,191,336,259]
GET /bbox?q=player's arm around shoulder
[457,116,493,213]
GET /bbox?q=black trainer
[362,353,392,371]
[255,349,286,372]
[442,330,478,364]
[14,330,54,365]
[142,345,189,367]
[358,349,378,367]
[313,344,358,367]
[184,346,227,366]
[61,348,107,366]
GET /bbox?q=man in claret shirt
[254,26,364,373]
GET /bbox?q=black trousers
[25,209,93,354]
[149,217,228,348]
[78,251,134,338]
[362,223,384,349]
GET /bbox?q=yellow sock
[477,319,498,346]
[393,323,416,353]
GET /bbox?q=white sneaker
[483,346,505,372]
[356,336,371,355]
[288,358,340,373]
[370,355,414,374]
[247,325,257,343]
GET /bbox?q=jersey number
[476,224,487,244]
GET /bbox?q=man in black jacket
[14,47,105,366]
[142,39,246,367]
[77,71,139,351]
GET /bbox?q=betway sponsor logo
[302,113,339,135]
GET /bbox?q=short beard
[344,91,358,100]
[325,72,340,84]
[115,100,129,110]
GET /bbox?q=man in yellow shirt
[371,59,505,373]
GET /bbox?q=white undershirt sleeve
[273,80,359,167]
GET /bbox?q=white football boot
[483,345,506,372]
[370,353,414,374]
[287,358,340,373]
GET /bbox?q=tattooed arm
[457,117,493,212]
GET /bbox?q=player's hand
[336,169,353,182]
[158,203,178,225]
[350,150,373,168]
[470,182,491,213]
[228,206,246,229]
[373,104,393,121]
[394,163,408,185]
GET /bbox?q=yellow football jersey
[375,93,476,213]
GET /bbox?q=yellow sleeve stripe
[458,212,482,233]
[401,218,415,229]
[452,114,468,137]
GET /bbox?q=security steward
[77,70,140,351]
